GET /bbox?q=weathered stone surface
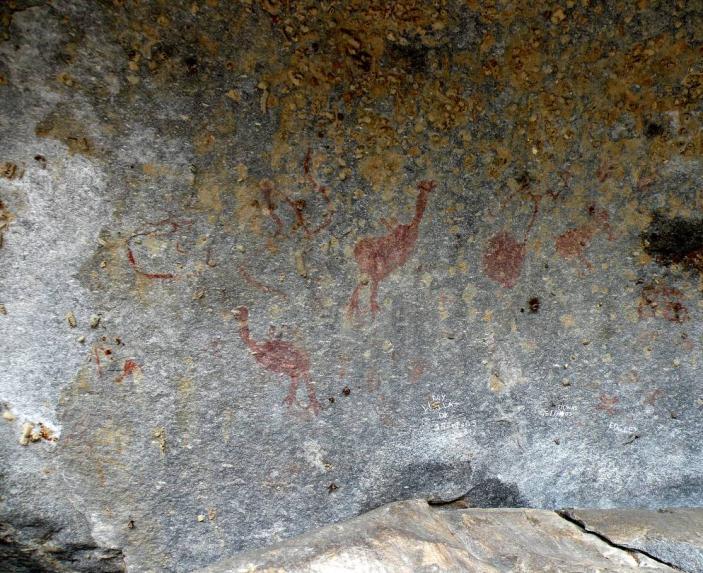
[0,416,126,572]
[1,0,703,571]
[562,508,703,573]
[198,500,677,572]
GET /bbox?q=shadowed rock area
[1,0,703,571]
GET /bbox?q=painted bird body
[234,306,320,414]
[349,180,436,317]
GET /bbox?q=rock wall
[1,0,702,571]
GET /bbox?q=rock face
[1,0,703,571]
[198,500,681,573]
[561,508,703,573]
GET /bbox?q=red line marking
[238,265,288,299]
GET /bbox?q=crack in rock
[557,509,683,571]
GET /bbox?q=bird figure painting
[348,180,437,318]
[233,306,320,415]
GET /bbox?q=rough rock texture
[197,500,679,572]
[562,508,703,573]
[1,0,703,571]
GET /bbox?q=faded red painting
[482,231,526,288]
[233,306,320,414]
[348,180,436,317]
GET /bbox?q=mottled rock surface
[198,500,679,572]
[562,508,703,573]
[1,0,703,571]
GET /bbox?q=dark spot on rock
[462,478,528,508]
[386,42,430,74]
[351,50,372,72]
[327,482,338,493]
[184,55,198,75]
[516,171,533,188]
[644,121,665,138]
[328,396,335,403]
[342,386,351,396]
[642,213,703,273]
[528,297,540,313]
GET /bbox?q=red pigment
[234,306,320,414]
[348,180,436,317]
[482,231,526,288]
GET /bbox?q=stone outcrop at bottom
[197,500,703,572]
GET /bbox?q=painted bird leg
[304,375,321,414]
[348,283,363,319]
[283,375,300,407]
[369,280,380,316]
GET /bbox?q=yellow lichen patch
[560,314,575,328]
[194,130,216,155]
[359,150,405,199]
[152,426,166,455]
[141,163,178,178]
[622,200,652,233]
[176,378,194,433]
[193,167,225,214]
[489,373,504,394]
[438,294,449,321]
[230,180,265,236]
[35,110,97,157]
[234,162,248,182]
[1,162,23,180]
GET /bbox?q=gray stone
[1,0,703,571]
[198,500,677,572]
[562,508,703,573]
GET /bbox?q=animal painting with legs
[348,180,437,318]
[258,149,334,239]
[233,306,320,414]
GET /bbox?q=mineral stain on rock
[642,213,703,274]
[638,283,689,324]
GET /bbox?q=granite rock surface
[198,500,683,573]
[561,508,703,573]
[1,0,702,571]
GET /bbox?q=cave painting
[348,179,436,317]
[259,148,334,239]
[126,218,192,280]
[233,306,320,414]
[482,231,526,289]
[555,205,615,270]
[482,174,563,288]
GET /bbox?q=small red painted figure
[482,231,526,289]
[233,306,320,414]
[348,179,437,317]
[555,205,615,270]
